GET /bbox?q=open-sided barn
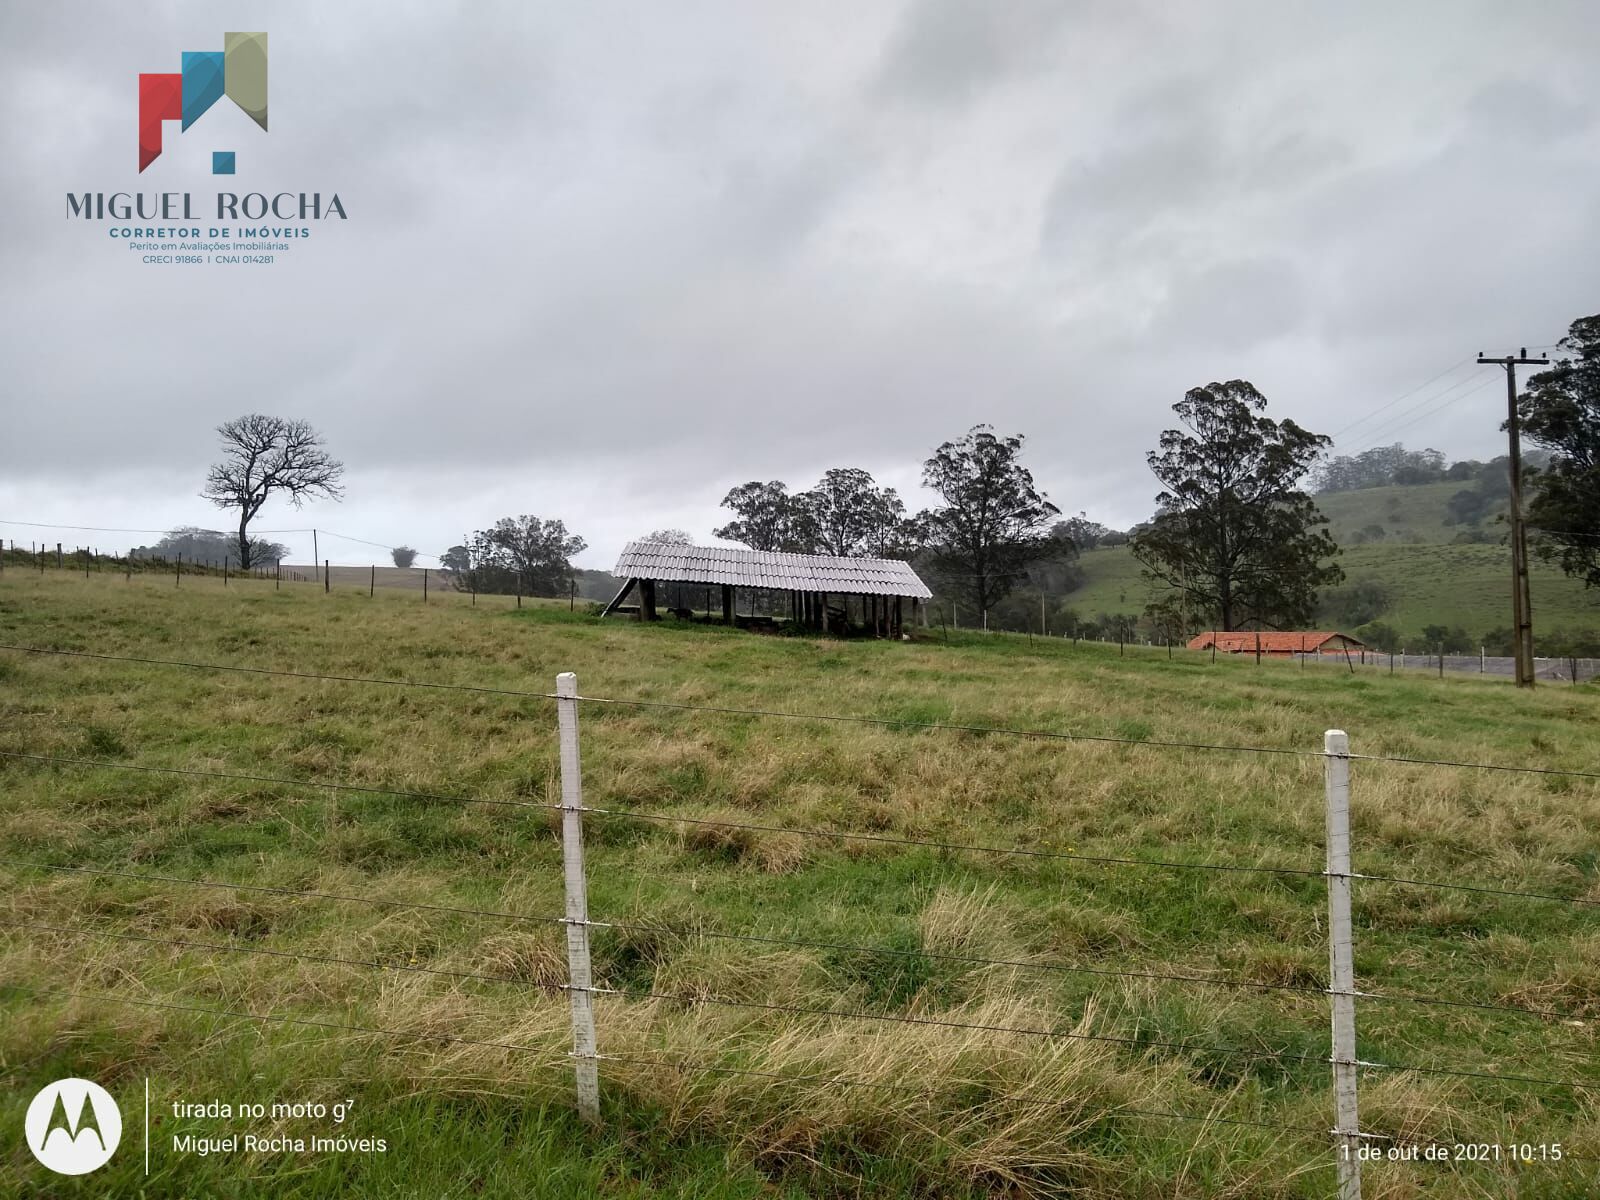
[604,540,931,637]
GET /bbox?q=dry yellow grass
[1,571,1597,1196]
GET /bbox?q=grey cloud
[1149,257,1308,350]
[872,0,1074,104]
[1461,79,1591,144]
[5,1,1600,560]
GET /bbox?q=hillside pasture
[2,571,1598,1197]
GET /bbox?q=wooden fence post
[1325,729,1362,1200]
[324,561,330,594]
[556,672,601,1124]
[370,564,375,597]
[423,568,428,602]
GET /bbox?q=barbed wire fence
[0,525,587,608]
[5,539,1596,689]
[2,645,1599,1194]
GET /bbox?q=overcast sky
[3,1,1597,568]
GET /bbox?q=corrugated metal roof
[614,541,932,599]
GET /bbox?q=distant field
[1064,483,1599,638]
[279,564,432,591]
[2,571,1597,1197]
[278,564,618,603]
[1312,481,1492,546]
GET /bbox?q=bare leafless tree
[202,415,345,569]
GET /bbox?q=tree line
[187,312,1598,633]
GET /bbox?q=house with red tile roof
[1187,630,1367,657]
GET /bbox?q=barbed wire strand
[5,919,1337,1073]
[9,750,1597,912]
[0,858,571,929]
[6,982,564,1059]
[4,920,568,993]
[12,983,1593,1166]
[584,1048,1332,1137]
[574,984,1600,1094]
[0,644,562,702]
[1,859,1579,1023]
[3,642,1596,780]
[5,981,1341,1145]
[0,751,560,816]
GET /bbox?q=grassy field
[1066,541,1599,637]
[1312,482,1485,547]
[2,571,1599,1197]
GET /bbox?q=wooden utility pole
[1478,348,1549,688]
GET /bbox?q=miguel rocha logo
[65,28,346,265]
[139,32,268,174]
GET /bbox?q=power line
[0,519,234,536]
[1528,527,1600,545]
[1337,374,1498,458]
[1329,357,1477,442]
[1353,375,1501,453]
[0,519,445,562]
[312,528,443,561]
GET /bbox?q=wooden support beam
[600,577,638,617]
[640,579,657,621]
[722,584,733,624]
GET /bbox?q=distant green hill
[1311,481,1503,547]
[1063,483,1598,641]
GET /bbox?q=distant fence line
[4,542,1595,681]
[0,541,605,607]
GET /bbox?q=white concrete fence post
[1324,729,1361,1199]
[556,672,601,1124]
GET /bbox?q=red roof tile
[1186,631,1364,652]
